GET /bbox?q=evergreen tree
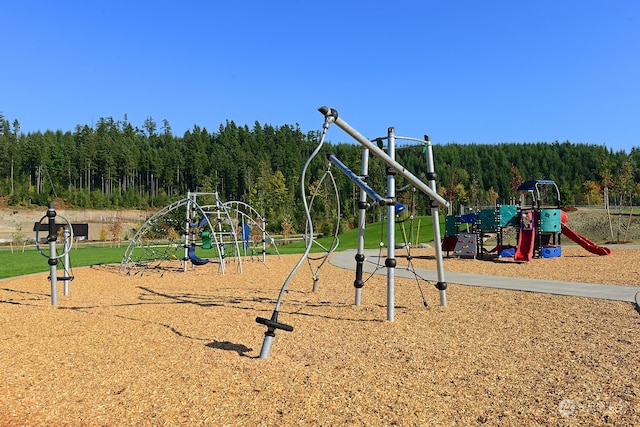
[0,114,637,236]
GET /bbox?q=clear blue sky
[3,1,639,152]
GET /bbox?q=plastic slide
[514,228,535,261]
[514,211,535,261]
[561,224,611,256]
[188,244,209,265]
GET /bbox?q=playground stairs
[453,232,478,259]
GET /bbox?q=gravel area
[1,248,639,426]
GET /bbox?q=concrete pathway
[330,249,640,304]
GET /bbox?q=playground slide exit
[515,211,535,261]
[561,224,612,256]
[514,227,535,261]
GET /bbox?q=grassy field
[276,215,440,252]
[3,207,637,280]
[0,244,126,279]
[0,216,442,279]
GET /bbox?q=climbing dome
[119,193,278,275]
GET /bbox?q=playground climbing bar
[326,153,390,206]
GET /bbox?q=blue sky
[3,1,639,152]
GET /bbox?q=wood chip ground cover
[1,247,639,426]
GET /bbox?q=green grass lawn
[0,216,443,279]
[0,244,126,279]
[276,215,441,253]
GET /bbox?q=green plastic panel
[539,209,561,232]
[445,215,458,236]
[499,205,518,227]
[478,208,496,231]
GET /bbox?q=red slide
[561,224,611,256]
[514,228,535,261]
[515,211,535,261]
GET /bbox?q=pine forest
[0,114,638,234]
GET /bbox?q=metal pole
[354,147,369,306]
[386,127,397,321]
[184,191,191,272]
[262,218,267,263]
[63,228,70,296]
[216,200,226,275]
[424,136,448,306]
[46,203,58,306]
[256,115,334,359]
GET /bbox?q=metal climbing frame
[184,191,243,274]
[119,193,238,274]
[121,193,277,275]
[255,106,452,360]
[318,106,450,318]
[222,200,281,262]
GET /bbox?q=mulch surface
[1,247,639,426]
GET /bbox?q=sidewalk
[330,249,640,303]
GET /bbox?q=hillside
[563,207,640,244]
[0,207,150,243]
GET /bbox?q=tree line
[0,114,638,233]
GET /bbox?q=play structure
[120,192,278,275]
[223,200,280,262]
[255,106,451,359]
[443,179,611,261]
[34,203,75,306]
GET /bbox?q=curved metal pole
[257,115,335,359]
[307,164,341,292]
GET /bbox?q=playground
[1,247,639,426]
[443,180,614,261]
[2,105,638,424]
